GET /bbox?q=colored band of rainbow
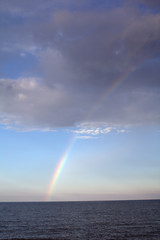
[46,135,76,201]
[46,66,136,201]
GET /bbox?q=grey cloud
[0,1,160,129]
[0,76,159,129]
[0,77,93,128]
[140,0,160,10]
[33,8,160,86]
[124,60,160,89]
[93,89,160,126]
[0,78,68,127]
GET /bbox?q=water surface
[0,200,160,240]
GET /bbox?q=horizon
[1,198,160,203]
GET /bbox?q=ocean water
[0,200,160,240]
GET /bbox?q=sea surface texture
[0,200,160,240]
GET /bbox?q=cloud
[1,76,159,129]
[73,127,113,135]
[72,124,128,138]
[0,77,70,127]
[117,129,126,133]
[76,135,94,140]
[140,0,160,10]
[0,1,160,130]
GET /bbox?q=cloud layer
[0,0,160,129]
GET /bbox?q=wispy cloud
[73,127,113,136]
[72,124,128,138]
[117,129,126,133]
[76,135,95,140]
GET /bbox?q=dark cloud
[140,0,160,10]
[0,0,160,129]
[31,8,160,89]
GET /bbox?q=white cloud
[73,126,114,136]
[117,129,126,133]
[76,135,94,139]
[71,123,128,139]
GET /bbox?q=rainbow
[45,65,136,201]
[85,66,135,120]
[46,135,76,201]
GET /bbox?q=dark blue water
[0,200,160,240]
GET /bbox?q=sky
[0,0,160,202]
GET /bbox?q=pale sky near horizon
[0,0,160,202]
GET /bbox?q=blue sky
[1,126,160,201]
[0,0,160,201]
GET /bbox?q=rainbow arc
[46,66,136,201]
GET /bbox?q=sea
[0,200,160,240]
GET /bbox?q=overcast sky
[0,0,160,201]
[0,0,160,129]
